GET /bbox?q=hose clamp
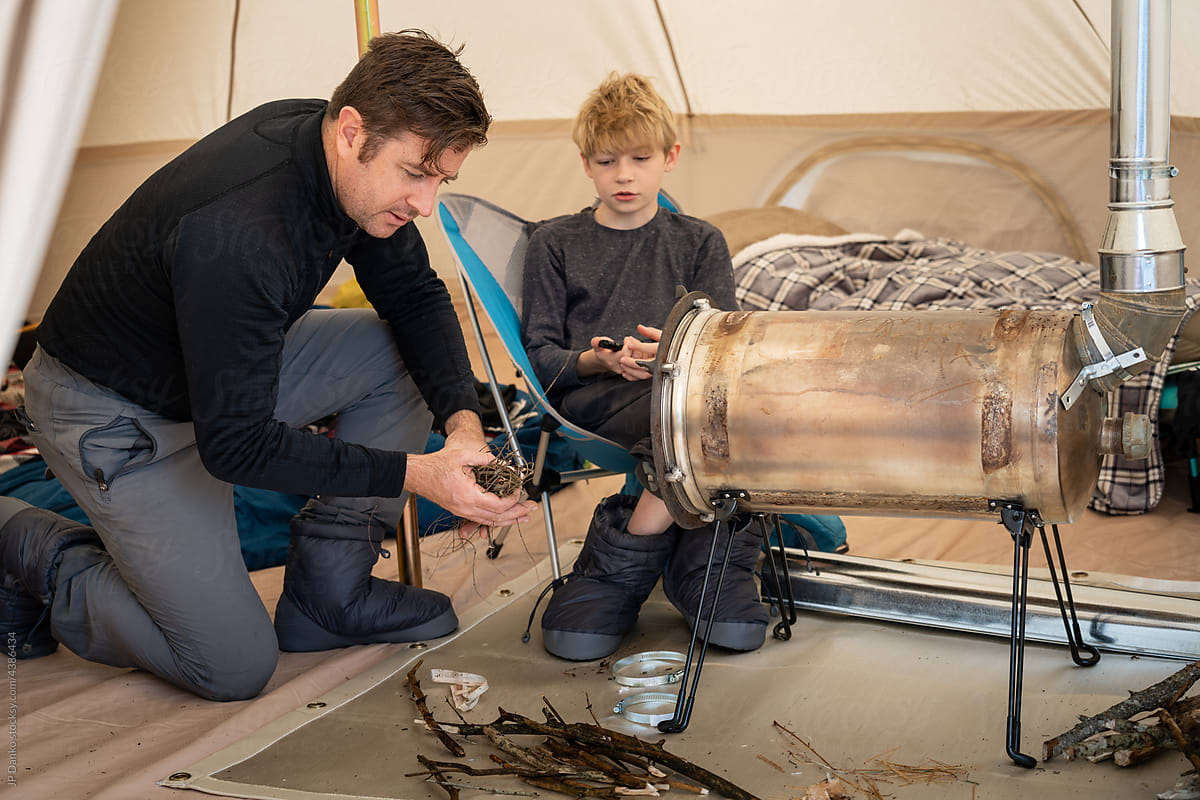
[610,651,686,687]
[613,691,679,726]
[1061,303,1147,410]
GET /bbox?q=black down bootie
[541,494,677,661]
[0,499,102,659]
[274,507,458,652]
[663,517,768,652]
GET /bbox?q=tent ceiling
[78,0,1198,151]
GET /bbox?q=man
[0,30,534,701]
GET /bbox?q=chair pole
[455,271,527,467]
[454,268,564,578]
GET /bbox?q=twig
[543,695,567,725]
[755,754,784,772]
[539,738,653,789]
[774,720,968,800]
[586,692,604,728]
[773,721,847,780]
[442,781,539,797]
[1159,709,1200,773]
[484,726,645,787]
[408,661,466,757]
[429,709,760,800]
[519,774,622,798]
[418,754,462,800]
[664,778,708,794]
[446,695,470,725]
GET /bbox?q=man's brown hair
[328,29,491,167]
[572,72,677,159]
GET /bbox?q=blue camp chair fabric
[438,194,639,476]
[439,194,656,577]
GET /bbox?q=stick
[442,781,539,797]
[409,661,466,757]
[1159,709,1200,773]
[1043,659,1200,761]
[418,754,462,800]
[485,726,652,788]
[433,709,760,800]
[539,737,653,789]
[542,695,567,725]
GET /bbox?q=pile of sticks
[1044,659,1200,798]
[1043,660,1200,765]
[407,662,760,800]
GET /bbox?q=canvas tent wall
[8,0,1200,342]
[0,1,117,372]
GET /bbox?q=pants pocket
[79,416,155,495]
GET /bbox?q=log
[1043,660,1200,761]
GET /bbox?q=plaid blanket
[733,234,1200,515]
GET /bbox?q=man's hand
[404,410,536,532]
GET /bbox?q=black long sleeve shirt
[37,100,479,498]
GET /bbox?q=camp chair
[440,192,819,734]
[438,192,681,578]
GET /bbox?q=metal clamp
[1061,304,1146,409]
[613,692,679,725]
[610,651,686,687]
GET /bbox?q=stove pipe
[1063,0,1187,409]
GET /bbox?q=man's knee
[183,630,279,702]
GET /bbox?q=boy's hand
[617,325,661,381]
[588,335,627,375]
[587,325,662,382]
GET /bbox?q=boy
[521,73,767,661]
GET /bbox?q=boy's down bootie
[0,497,103,658]
[541,493,677,661]
[663,517,768,652]
[274,506,457,651]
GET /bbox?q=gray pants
[19,309,433,700]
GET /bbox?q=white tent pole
[0,1,118,366]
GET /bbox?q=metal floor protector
[767,550,1200,660]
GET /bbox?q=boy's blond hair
[572,72,677,158]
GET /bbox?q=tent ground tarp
[162,540,1196,800]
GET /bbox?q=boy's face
[582,141,680,230]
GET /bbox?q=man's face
[334,127,467,238]
[581,140,679,230]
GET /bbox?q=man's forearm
[444,408,483,439]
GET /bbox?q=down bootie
[0,499,102,658]
[274,508,457,652]
[541,494,677,661]
[663,517,768,652]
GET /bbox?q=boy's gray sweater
[520,206,738,394]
